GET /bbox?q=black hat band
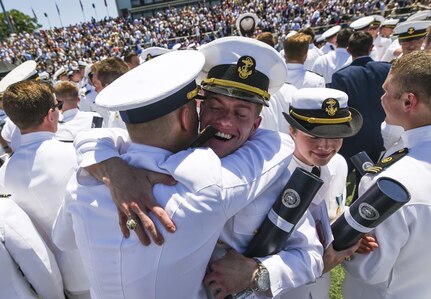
[289,107,352,124]
[397,28,427,40]
[120,80,198,124]
[205,62,270,100]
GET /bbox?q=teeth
[215,132,232,140]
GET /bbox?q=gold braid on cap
[202,78,270,101]
[187,86,200,100]
[398,32,427,40]
[290,109,352,124]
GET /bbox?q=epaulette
[0,193,11,198]
[365,148,408,174]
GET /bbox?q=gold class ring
[126,217,138,231]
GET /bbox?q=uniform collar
[286,63,305,70]
[122,143,173,174]
[401,125,431,149]
[61,108,79,119]
[20,131,55,146]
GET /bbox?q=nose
[215,113,234,128]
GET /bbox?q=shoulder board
[0,193,11,198]
[365,148,408,174]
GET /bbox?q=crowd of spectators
[0,0,424,77]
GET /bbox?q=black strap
[365,148,409,174]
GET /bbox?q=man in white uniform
[342,50,431,299]
[53,48,321,299]
[64,37,323,298]
[0,80,90,299]
[54,81,103,142]
[284,33,325,89]
[312,28,353,86]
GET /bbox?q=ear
[46,108,55,123]
[403,92,418,112]
[250,116,262,135]
[179,104,195,132]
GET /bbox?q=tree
[0,9,41,39]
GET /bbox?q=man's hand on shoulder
[86,157,177,245]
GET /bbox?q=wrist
[252,258,270,293]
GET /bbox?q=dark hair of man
[256,32,275,47]
[3,80,55,130]
[54,81,79,101]
[347,31,373,57]
[298,27,315,41]
[336,28,354,48]
[390,51,431,109]
[94,57,129,87]
[284,33,311,62]
[123,51,139,64]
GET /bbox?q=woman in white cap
[282,87,374,299]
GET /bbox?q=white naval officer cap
[139,46,170,64]
[381,18,400,28]
[406,10,431,22]
[283,88,363,138]
[96,50,204,124]
[350,16,375,30]
[236,12,259,37]
[369,14,385,28]
[394,20,431,41]
[197,36,287,107]
[53,66,68,81]
[0,60,37,93]
[321,25,341,40]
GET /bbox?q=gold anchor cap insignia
[237,56,256,79]
[322,98,339,117]
[407,27,415,35]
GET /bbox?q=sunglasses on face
[52,101,63,110]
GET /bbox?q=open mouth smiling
[214,131,233,141]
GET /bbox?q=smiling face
[290,127,342,166]
[199,92,262,158]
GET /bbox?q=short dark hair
[336,28,354,48]
[348,31,373,57]
[298,27,315,41]
[94,57,129,87]
[3,80,55,130]
[256,32,275,47]
[123,51,139,64]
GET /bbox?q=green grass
[329,169,358,299]
[330,265,345,299]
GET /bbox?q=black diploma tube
[243,167,324,258]
[331,177,410,251]
[190,125,218,148]
[350,151,374,177]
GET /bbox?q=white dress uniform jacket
[321,42,336,55]
[260,83,296,134]
[216,155,324,297]
[312,48,352,85]
[52,129,311,299]
[0,132,90,298]
[56,108,103,142]
[0,197,65,299]
[304,44,324,71]
[343,125,431,299]
[282,155,348,299]
[286,63,325,89]
[374,35,392,61]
